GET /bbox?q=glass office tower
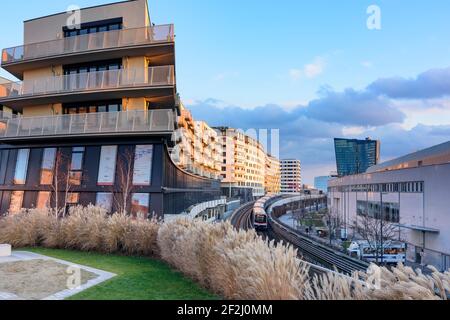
[334,138,380,177]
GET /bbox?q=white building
[328,141,450,271]
[280,159,302,194]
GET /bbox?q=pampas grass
[1,207,449,300]
[0,206,160,256]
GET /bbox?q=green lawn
[25,248,218,300]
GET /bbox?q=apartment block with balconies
[280,159,302,194]
[0,0,220,217]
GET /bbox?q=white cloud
[304,57,325,78]
[289,69,302,81]
[361,61,374,68]
[289,57,326,80]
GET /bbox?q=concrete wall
[328,163,450,269]
[24,0,150,44]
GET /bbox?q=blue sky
[1,0,450,184]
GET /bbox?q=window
[70,147,85,185]
[14,149,30,185]
[133,145,153,186]
[9,191,24,214]
[67,193,79,205]
[63,20,123,38]
[96,193,113,212]
[63,100,122,114]
[37,192,51,209]
[131,193,150,217]
[40,148,57,185]
[97,146,118,185]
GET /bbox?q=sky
[1,0,450,184]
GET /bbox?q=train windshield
[255,215,267,223]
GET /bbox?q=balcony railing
[0,110,175,139]
[1,25,174,64]
[0,66,175,99]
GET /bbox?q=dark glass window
[14,149,30,185]
[64,20,123,38]
[131,193,150,218]
[63,100,122,114]
[70,147,85,185]
[40,148,57,185]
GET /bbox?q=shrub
[0,206,160,256]
[158,219,311,300]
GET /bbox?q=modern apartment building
[215,127,270,198]
[334,137,380,177]
[280,159,301,194]
[265,155,281,194]
[328,141,450,271]
[171,105,222,179]
[0,0,221,217]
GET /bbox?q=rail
[2,25,174,64]
[266,195,370,275]
[230,201,255,230]
[0,109,175,139]
[0,66,175,100]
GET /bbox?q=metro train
[252,195,272,231]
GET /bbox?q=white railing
[0,110,175,139]
[2,25,174,64]
[0,66,175,99]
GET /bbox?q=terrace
[1,25,175,79]
[0,109,176,142]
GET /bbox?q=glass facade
[40,148,57,185]
[334,138,380,177]
[96,193,113,212]
[131,193,150,217]
[69,147,85,185]
[357,200,400,223]
[97,146,118,186]
[37,191,51,209]
[9,191,24,213]
[14,149,30,185]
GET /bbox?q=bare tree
[114,148,135,215]
[50,150,89,218]
[352,214,401,264]
[324,207,342,246]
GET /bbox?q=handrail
[0,109,175,139]
[0,66,175,99]
[2,24,174,64]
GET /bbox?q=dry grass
[0,206,160,256]
[158,219,311,300]
[0,259,97,300]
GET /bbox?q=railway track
[230,201,255,230]
[268,211,370,275]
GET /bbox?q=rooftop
[367,140,450,173]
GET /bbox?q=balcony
[0,66,175,109]
[0,109,175,142]
[1,25,175,79]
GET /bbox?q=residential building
[215,127,269,198]
[171,106,221,179]
[0,0,221,217]
[265,155,281,194]
[280,159,301,194]
[328,141,450,271]
[314,176,331,193]
[334,138,380,177]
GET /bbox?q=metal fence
[0,66,175,99]
[2,25,174,64]
[0,110,175,139]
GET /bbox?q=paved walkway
[0,251,116,300]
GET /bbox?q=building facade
[171,105,221,180]
[334,138,380,177]
[0,0,221,217]
[215,127,272,198]
[314,176,331,193]
[328,141,450,271]
[265,155,281,194]
[280,159,301,194]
